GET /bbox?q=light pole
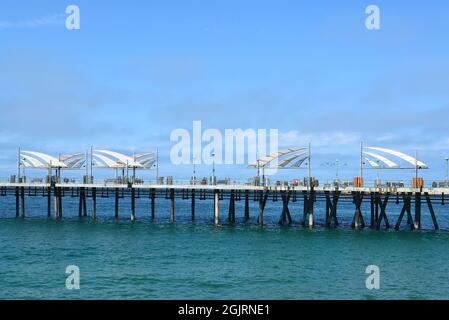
[335,159,339,180]
[445,157,449,183]
[212,153,215,185]
[376,160,380,181]
[193,156,196,185]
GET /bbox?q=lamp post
[17,147,21,182]
[445,157,449,183]
[212,153,215,185]
[376,160,380,181]
[193,156,196,185]
[335,159,339,180]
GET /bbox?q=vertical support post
[92,187,97,220]
[191,189,195,220]
[170,188,175,223]
[114,188,119,218]
[53,187,59,218]
[47,186,51,217]
[131,188,136,221]
[58,187,62,218]
[53,186,59,218]
[425,193,439,230]
[414,192,421,230]
[82,188,87,217]
[229,190,235,223]
[214,189,219,226]
[375,192,379,224]
[308,187,314,227]
[20,186,25,218]
[395,193,413,230]
[244,190,249,221]
[258,190,264,226]
[151,188,155,219]
[370,192,375,227]
[78,187,83,217]
[280,190,292,225]
[15,187,19,217]
[360,141,363,186]
[351,192,365,229]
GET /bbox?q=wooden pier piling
[170,188,175,223]
[0,183,447,231]
[191,189,195,220]
[15,187,19,217]
[424,192,439,230]
[302,190,314,227]
[150,188,155,219]
[47,186,51,217]
[278,190,292,225]
[214,189,219,226]
[244,190,249,221]
[351,192,365,229]
[395,193,414,230]
[20,186,25,218]
[131,188,136,221]
[375,193,390,230]
[92,188,97,220]
[228,190,235,223]
[325,191,339,227]
[258,190,269,226]
[114,188,119,218]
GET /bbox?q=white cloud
[0,14,64,30]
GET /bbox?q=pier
[2,145,447,230]
[0,180,446,231]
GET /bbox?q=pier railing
[2,176,449,191]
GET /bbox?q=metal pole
[90,145,93,183]
[335,159,339,180]
[17,147,21,182]
[307,143,311,191]
[132,152,136,180]
[262,167,265,187]
[212,153,215,185]
[85,149,88,178]
[126,160,129,180]
[360,142,363,181]
[257,160,260,178]
[156,148,159,182]
[415,150,419,181]
[445,157,448,183]
[193,156,196,184]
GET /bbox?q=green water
[1,196,449,299]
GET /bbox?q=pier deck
[1,182,447,231]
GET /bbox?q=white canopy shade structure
[277,152,308,169]
[362,146,428,169]
[363,156,381,168]
[60,153,86,169]
[94,150,143,168]
[58,150,156,170]
[133,153,157,169]
[20,151,67,168]
[248,148,304,168]
[363,151,399,168]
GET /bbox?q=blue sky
[1,0,449,181]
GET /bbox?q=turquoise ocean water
[1,194,449,300]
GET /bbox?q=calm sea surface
[1,194,449,300]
